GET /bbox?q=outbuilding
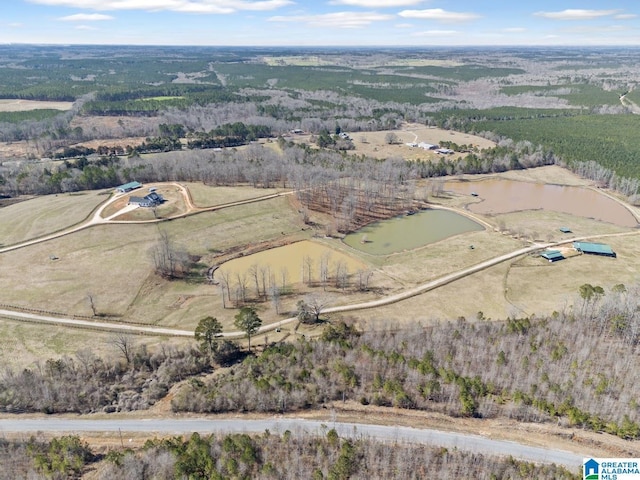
[115,181,142,193]
[573,241,616,258]
[540,250,565,262]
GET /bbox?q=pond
[217,240,367,284]
[343,209,484,255]
[445,179,638,228]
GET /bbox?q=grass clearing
[506,233,640,315]
[185,183,288,207]
[0,317,190,369]
[0,190,106,246]
[0,99,73,112]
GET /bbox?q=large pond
[445,179,639,228]
[343,209,484,255]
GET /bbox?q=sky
[2,1,640,47]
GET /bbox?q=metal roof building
[573,242,616,258]
[115,181,142,193]
[541,250,565,262]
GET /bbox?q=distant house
[573,241,616,258]
[129,191,164,208]
[418,142,438,150]
[559,227,572,233]
[115,181,142,193]
[436,148,454,154]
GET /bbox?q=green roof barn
[573,242,616,258]
[541,250,565,262]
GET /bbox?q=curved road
[0,417,584,469]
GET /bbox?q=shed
[559,227,572,233]
[115,181,142,193]
[573,242,616,258]
[540,250,565,262]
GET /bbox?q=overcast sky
[2,1,640,47]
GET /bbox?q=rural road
[0,416,584,469]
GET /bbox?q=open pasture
[1,168,639,343]
[0,190,106,246]
[184,183,288,208]
[0,317,178,370]
[337,124,495,162]
[0,99,73,112]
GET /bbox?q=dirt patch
[0,99,73,112]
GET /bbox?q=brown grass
[0,99,73,112]
[0,190,106,246]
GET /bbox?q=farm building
[115,181,142,193]
[436,148,454,155]
[573,242,616,258]
[559,227,572,233]
[129,192,164,208]
[540,250,565,262]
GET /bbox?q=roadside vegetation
[0,431,578,480]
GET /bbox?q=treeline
[186,122,272,149]
[0,431,577,480]
[0,132,556,202]
[173,284,640,441]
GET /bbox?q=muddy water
[217,240,366,282]
[445,179,638,228]
[343,209,484,255]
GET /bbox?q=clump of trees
[0,342,208,414]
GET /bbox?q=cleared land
[0,99,73,112]
[1,166,639,363]
[290,123,495,162]
[0,190,106,246]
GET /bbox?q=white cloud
[269,11,393,28]
[58,14,114,21]
[28,0,293,14]
[330,0,425,6]
[395,23,414,29]
[534,9,619,20]
[503,27,526,33]
[615,14,638,20]
[413,29,457,36]
[8,23,24,28]
[398,8,480,23]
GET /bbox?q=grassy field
[0,318,180,369]
[2,169,640,366]
[185,183,288,207]
[0,190,107,246]
[0,99,73,111]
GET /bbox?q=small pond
[445,179,638,228]
[343,209,484,255]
